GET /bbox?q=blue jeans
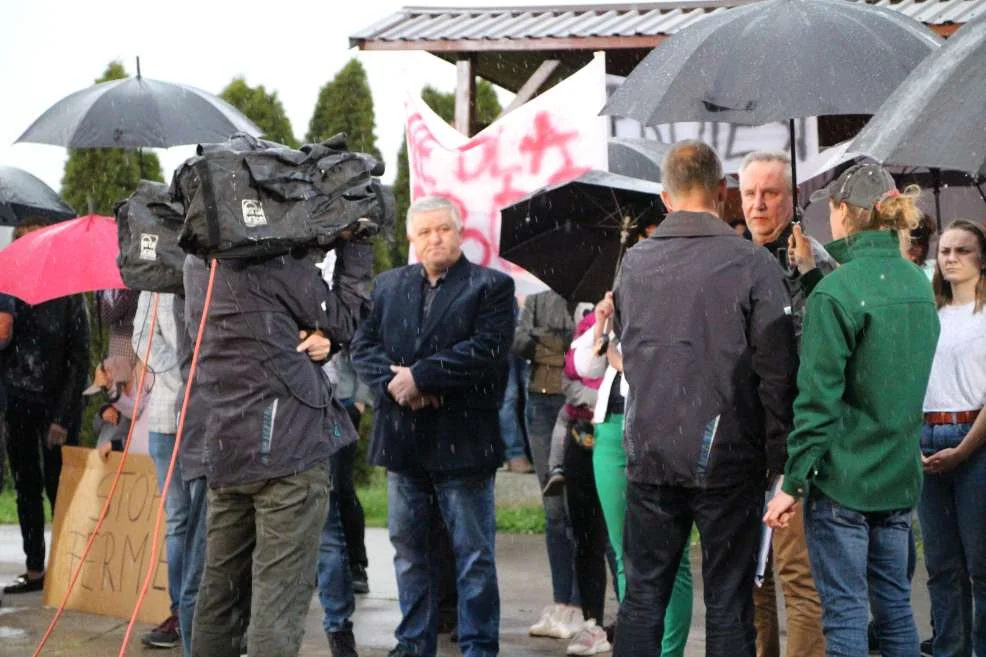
[148,432,189,616]
[527,392,580,606]
[498,356,529,461]
[805,490,918,657]
[918,422,986,657]
[318,492,355,634]
[389,469,500,657]
[180,476,208,657]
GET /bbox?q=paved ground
[0,470,933,657]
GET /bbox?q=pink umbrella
[0,214,126,304]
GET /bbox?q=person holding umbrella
[2,218,90,595]
[739,150,833,657]
[765,164,939,656]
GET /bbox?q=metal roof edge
[398,1,748,13]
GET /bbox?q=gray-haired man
[739,151,833,657]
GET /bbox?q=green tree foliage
[305,59,391,273]
[306,58,382,160]
[391,81,502,266]
[60,61,164,216]
[220,77,298,148]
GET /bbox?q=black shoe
[387,646,420,657]
[3,573,45,594]
[141,615,180,649]
[920,637,934,656]
[329,630,358,657]
[351,564,369,595]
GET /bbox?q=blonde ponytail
[845,184,923,252]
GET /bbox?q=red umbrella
[0,214,126,304]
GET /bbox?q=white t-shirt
[923,302,986,412]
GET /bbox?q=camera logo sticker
[242,199,268,227]
[139,233,159,261]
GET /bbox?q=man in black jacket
[351,195,515,657]
[2,219,90,595]
[741,150,832,657]
[612,141,797,657]
[185,239,372,657]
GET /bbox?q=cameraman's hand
[297,330,331,362]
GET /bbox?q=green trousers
[593,413,693,657]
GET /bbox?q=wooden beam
[353,34,667,53]
[455,55,476,136]
[498,59,561,117]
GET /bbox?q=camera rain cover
[174,132,393,259]
[116,180,186,293]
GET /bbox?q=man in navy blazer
[351,195,515,657]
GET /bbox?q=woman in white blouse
[920,219,986,657]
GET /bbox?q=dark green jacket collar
[826,230,900,264]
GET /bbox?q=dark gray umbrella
[851,13,986,179]
[797,140,986,229]
[604,0,940,126]
[16,64,261,149]
[0,165,76,227]
[602,0,941,210]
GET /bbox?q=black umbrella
[602,0,941,212]
[0,165,76,227]
[16,59,261,150]
[851,12,986,179]
[500,170,665,303]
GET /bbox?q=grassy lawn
[0,468,544,533]
[0,486,17,524]
[358,469,546,535]
[0,485,53,525]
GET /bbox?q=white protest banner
[406,53,608,296]
[607,75,819,174]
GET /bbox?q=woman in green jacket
[764,163,940,657]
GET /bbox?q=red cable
[117,258,218,657]
[31,292,161,657]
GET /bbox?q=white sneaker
[553,605,586,640]
[566,619,611,655]
[529,604,561,637]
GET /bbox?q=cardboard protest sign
[405,53,608,296]
[43,446,169,623]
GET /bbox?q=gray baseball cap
[809,163,897,210]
